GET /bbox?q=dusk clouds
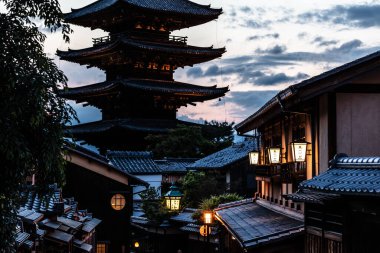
[52,0,380,124]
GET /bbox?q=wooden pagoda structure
[58,0,227,151]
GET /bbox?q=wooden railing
[92,31,187,46]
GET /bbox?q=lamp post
[202,210,213,253]
[164,183,183,211]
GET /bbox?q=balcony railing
[92,31,187,46]
[255,165,280,177]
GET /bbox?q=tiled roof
[189,139,257,169]
[236,50,380,133]
[215,199,304,249]
[57,36,225,61]
[170,208,197,223]
[65,0,222,20]
[180,223,218,235]
[108,151,162,175]
[59,79,228,101]
[16,185,101,249]
[286,189,340,204]
[296,154,380,196]
[67,118,195,135]
[65,143,149,186]
[156,158,197,173]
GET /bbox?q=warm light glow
[291,142,308,162]
[165,196,181,211]
[110,194,126,211]
[204,211,213,224]
[249,151,259,165]
[134,242,140,248]
[268,147,281,164]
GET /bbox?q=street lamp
[290,141,309,162]
[164,183,183,211]
[248,151,259,165]
[201,211,213,253]
[267,147,281,164]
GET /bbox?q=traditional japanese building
[58,0,227,152]
[289,154,380,253]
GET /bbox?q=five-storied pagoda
[58,0,227,152]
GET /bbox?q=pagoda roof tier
[68,118,195,135]
[59,79,229,106]
[66,118,200,150]
[57,36,225,69]
[65,0,222,31]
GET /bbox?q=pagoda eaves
[57,36,225,71]
[59,79,228,110]
[65,0,222,31]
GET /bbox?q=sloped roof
[65,0,222,25]
[66,118,201,136]
[189,139,257,169]
[65,144,148,186]
[66,0,221,18]
[156,158,197,173]
[215,199,304,249]
[108,151,162,175]
[236,50,380,133]
[57,36,225,65]
[59,79,228,102]
[293,154,380,196]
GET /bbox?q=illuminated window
[97,243,107,253]
[110,194,126,211]
[161,64,171,71]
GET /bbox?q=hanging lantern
[268,147,281,164]
[248,151,259,165]
[290,141,308,162]
[164,184,183,211]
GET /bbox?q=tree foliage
[146,121,234,159]
[181,171,225,208]
[139,187,172,224]
[191,193,243,222]
[0,1,74,251]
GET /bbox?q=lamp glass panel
[292,142,307,162]
[170,199,180,210]
[249,151,259,165]
[268,148,281,164]
[204,212,213,224]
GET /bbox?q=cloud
[255,45,287,54]
[225,91,279,112]
[312,36,338,47]
[247,33,279,41]
[298,4,380,28]
[187,67,203,78]
[240,6,252,13]
[255,72,308,86]
[204,65,220,76]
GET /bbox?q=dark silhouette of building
[58,0,227,152]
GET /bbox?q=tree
[139,187,172,224]
[181,171,225,208]
[146,121,234,159]
[0,1,74,251]
[191,193,243,222]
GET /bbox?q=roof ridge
[215,198,254,210]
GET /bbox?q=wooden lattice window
[110,194,126,211]
[96,243,107,253]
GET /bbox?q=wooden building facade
[289,154,380,253]
[235,51,380,212]
[64,145,148,253]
